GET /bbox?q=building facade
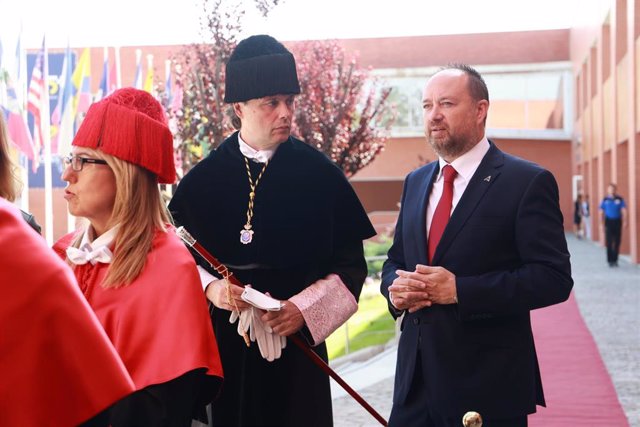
[332,31,575,239]
[570,0,640,263]
[29,15,639,264]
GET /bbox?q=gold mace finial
[462,411,482,427]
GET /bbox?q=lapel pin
[484,175,491,182]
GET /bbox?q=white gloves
[249,307,287,362]
[229,308,252,337]
[229,307,286,362]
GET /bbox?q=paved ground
[331,235,640,427]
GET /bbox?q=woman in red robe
[0,114,134,427]
[53,88,223,427]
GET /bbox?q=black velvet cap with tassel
[224,34,301,103]
[72,88,176,184]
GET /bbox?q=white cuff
[197,265,216,291]
[289,274,358,346]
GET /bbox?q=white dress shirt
[426,137,491,236]
[238,133,277,163]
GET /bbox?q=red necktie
[428,164,457,263]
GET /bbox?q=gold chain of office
[240,156,269,245]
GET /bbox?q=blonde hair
[0,114,19,201]
[69,149,171,287]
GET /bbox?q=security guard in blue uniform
[599,183,627,267]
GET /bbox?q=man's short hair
[443,63,489,103]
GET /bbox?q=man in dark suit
[381,64,573,427]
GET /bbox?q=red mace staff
[176,226,388,426]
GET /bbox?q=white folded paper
[241,287,282,311]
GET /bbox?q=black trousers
[604,218,622,264]
[388,351,528,427]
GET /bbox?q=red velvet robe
[53,227,223,401]
[0,199,135,427]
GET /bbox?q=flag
[171,84,183,113]
[51,45,74,156]
[108,60,118,94]
[133,49,142,89]
[72,48,91,114]
[51,44,71,125]
[95,47,109,101]
[143,54,154,95]
[26,40,46,168]
[164,59,173,106]
[5,72,37,163]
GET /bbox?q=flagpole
[100,46,108,98]
[163,58,174,198]
[16,23,26,108]
[17,26,30,212]
[19,155,29,211]
[66,37,75,231]
[165,59,171,86]
[42,37,53,246]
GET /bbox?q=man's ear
[476,99,489,124]
[233,102,243,119]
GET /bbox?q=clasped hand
[388,264,457,313]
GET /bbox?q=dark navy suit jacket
[381,142,573,420]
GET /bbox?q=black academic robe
[169,132,376,427]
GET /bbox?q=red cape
[0,199,135,427]
[53,226,223,395]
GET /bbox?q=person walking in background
[53,88,223,427]
[600,183,627,267]
[381,64,573,427]
[169,35,376,426]
[574,193,584,239]
[581,194,591,240]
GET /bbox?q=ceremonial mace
[176,226,388,426]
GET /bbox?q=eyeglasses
[63,155,109,172]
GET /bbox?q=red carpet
[530,293,629,426]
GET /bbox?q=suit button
[413,318,420,325]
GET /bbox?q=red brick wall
[616,140,630,253]
[327,30,570,69]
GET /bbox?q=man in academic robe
[169,34,376,426]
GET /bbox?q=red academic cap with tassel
[72,87,176,184]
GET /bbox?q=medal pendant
[240,228,254,245]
